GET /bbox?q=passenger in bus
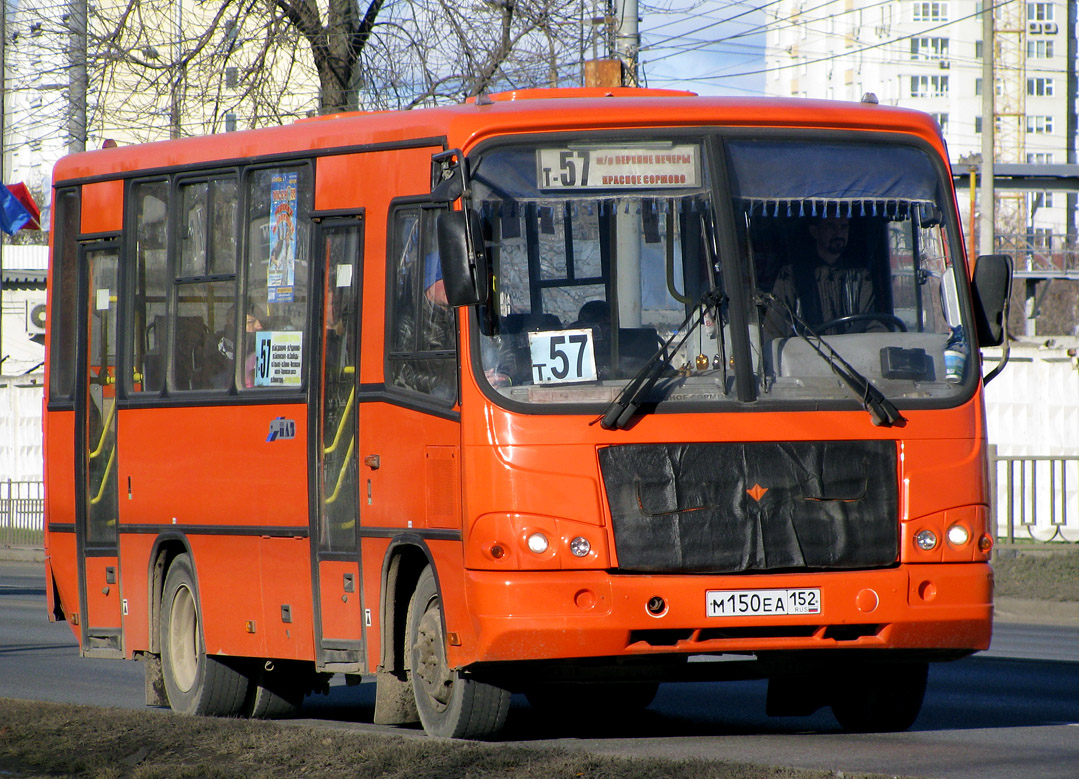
[213,304,266,388]
[762,215,881,338]
[242,306,266,388]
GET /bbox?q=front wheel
[408,566,510,739]
[830,661,928,733]
[160,553,249,715]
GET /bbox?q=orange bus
[44,88,1012,738]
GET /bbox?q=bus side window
[172,176,238,392]
[386,206,457,402]
[240,166,312,389]
[49,188,81,402]
[129,181,169,394]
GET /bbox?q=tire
[408,566,510,739]
[160,553,249,716]
[526,681,659,718]
[830,661,928,733]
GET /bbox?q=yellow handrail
[89,444,117,506]
[323,384,356,455]
[323,435,356,506]
[89,399,117,461]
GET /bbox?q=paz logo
[746,483,768,502]
[267,417,296,442]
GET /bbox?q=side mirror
[971,254,1012,347]
[437,209,489,307]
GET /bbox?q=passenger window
[179,177,238,278]
[128,180,170,394]
[171,175,238,392]
[48,188,80,402]
[241,166,312,389]
[173,280,235,390]
[386,206,457,402]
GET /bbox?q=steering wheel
[815,313,907,334]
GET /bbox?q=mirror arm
[982,296,1011,385]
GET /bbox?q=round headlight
[569,536,591,557]
[915,529,938,551]
[526,532,549,554]
[947,524,970,546]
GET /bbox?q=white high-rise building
[763,0,1075,245]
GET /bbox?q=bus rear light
[914,529,938,551]
[946,524,970,546]
[978,534,993,553]
[569,536,591,557]
[489,544,506,560]
[526,533,549,554]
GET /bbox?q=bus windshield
[469,134,971,412]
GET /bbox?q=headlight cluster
[467,513,607,570]
[906,506,992,562]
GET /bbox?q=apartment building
[763,0,1076,245]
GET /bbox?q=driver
[763,215,883,338]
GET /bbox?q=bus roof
[53,90,946,186]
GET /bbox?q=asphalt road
[3,560,1078,778]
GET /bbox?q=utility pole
[979,0,994,258]
[67,0,87,153]
[613,0,639,87]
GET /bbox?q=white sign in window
[528,328,598,385]
[254,331,303,387]
[536,145,701,191]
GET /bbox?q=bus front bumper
[458,563,993,665]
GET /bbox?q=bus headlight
[569,536,591,557]
[526,533,549,554]
[915,529,938,551]
[947,524,970,546]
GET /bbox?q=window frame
[383,198,460,408]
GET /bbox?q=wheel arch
[378,534,439,676]
[147,533,195,655]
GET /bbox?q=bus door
[310,220,365,671]
[74,241,124,657]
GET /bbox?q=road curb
[0,547,45,563]
[993,596,1079,628]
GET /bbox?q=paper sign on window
[528,329,598,385]
[253,331,303,387]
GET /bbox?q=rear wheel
[408,566,510,739]
[830,661,928,733]
[160,553,249,716]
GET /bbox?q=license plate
[706,588,821,617]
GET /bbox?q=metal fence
[3,458,1079,548]
[990,448,1079,543]
[1,480,44,547]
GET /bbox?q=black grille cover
[599,441,898,573]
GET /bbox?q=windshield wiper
[597,288,727,430]
[755,293,905,428]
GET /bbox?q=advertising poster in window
[268,171,297,303]
[253,330,303,387]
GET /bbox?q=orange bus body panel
[317,559,364,641]
[80,180,123,234]
[257,536,315,660]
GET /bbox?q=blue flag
[0,183,32,235]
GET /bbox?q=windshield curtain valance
[726,140,941,219]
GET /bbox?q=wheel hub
[414,603,453,709]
